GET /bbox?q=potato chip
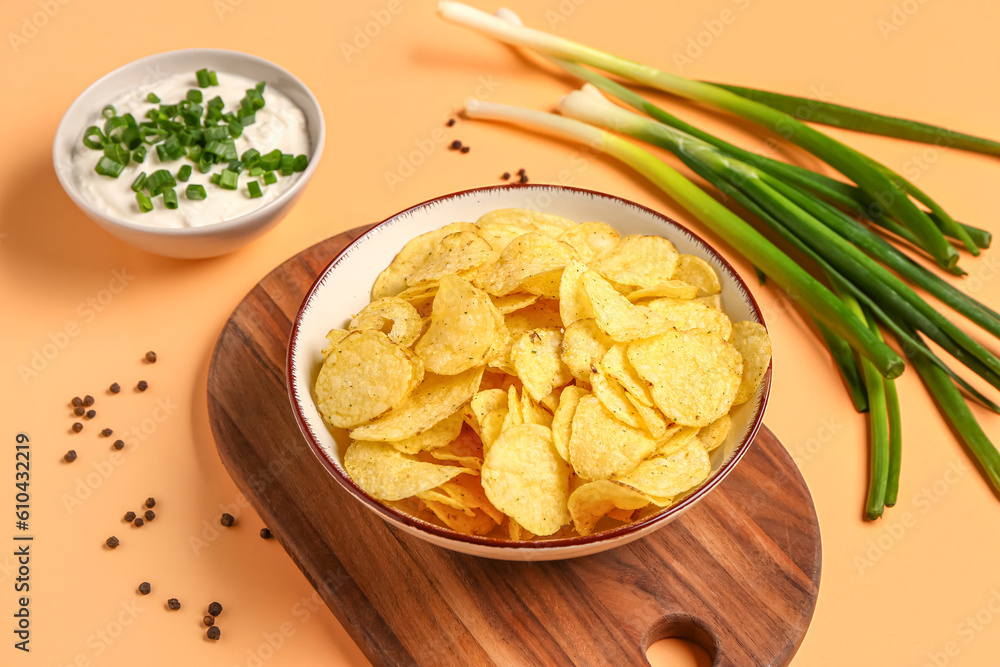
[502,385,524,431]
[429,423,484,470]
[414,274,499,375]
[628,330,743,427]
[520,268,564,299]
[405,231,496,286]
[655,425,699,457]
[491,292,540,314]
[600,344,653,407]
[557,221,620,263]
[590,368,642,429]
[538,388,560,413]
[627,395,669,440]
[485,308,514,373]
[439,474,506,525]
[505,299,563,337]
[394,283,439,318]
[475,233,578,296]
[315,330,424,429]
[552,385,587,462]
[477,208,576,239]
[349,366,484,441]
[480,409,507,453]
[729,321,772,405]
[482,424,571,536]
[559,259,592,328]
[626,281,698,302]
[507,517,534,541]
[567,480,651,536]
[423,499,497,535]
[321,328,349,358]
[349,297,423,348]
[520,390,553,428]
[698,414,731,452]
[582,271,672,342]
[560,318,613,384]
[384,411,464,455]
[671,254,722,296]
[569,395,657,480]
[510,328,573,402]
[471,388,508,427]
[614,441,711,499]
[476,219,533,254]
[591,235,680,289]
[343,440,473,500]
[372,222,478,299]
[606,507,635,523]
[645,300,733,340]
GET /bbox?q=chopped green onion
[161,187,178,209]
[227,120,243,138]
[136,191,153,213]
[222,139,238,161]
[131,172,147,192]
[293,155,308,172]
[146,93,160,104]
[95,156,125,178]
[186,89,203,103]
[198,155,213,174]
[208,71,218,86]
[210,173,221,185]
[247,180,263,198]
[186,184,207,200]
[255,81,265,94]
[177,164,192,182]
[280,153,294,176]
[101,105,116,119]
[196,68,211,87]
[219,169,239,190]
[263,171,277,185]
[259,149,281,171]
[82,126,105,150]
[203,126,228,142]
[204,140,228,158]
[227,159,244,174]
[146,169,177,192]
[241,148,260,167]
[249,166,264,177]
[133,145,147,163]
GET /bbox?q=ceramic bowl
[53,48,324,259]
[288,185,770,561]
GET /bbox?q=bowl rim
[52,47,326,238]
[287,184,771,551]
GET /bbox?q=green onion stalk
[437,1,975,267]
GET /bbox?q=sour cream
[71,72,309,228]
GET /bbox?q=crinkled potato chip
[628,330,743,427]
[477,208,576,240]
[415,274,499,375]
[626,281,698,302]
[405,231,496,286]
[321,328,349,358]
[349,297,423,348]
[592,235,680,289]
[614,441,711,499]
[557,221,620,264]
[672,254,722,296]
[507,517,535,541]
[559,259,592,328]
[568,480,651,536]
[582,271,672,342]
[569,395,657,481]
[429,423,484,470]
[511,328,573,402]
[552,385,588,462]
[520,268,564,299]
[627,395,669,440]
[475,233,577,296]
[344,440,473,501]
[315,330,424,429]
[502,385,524,432]
[600,344,653,407]
[423,499,497,536]
[372,222,478,299]
[698,414,731,452]
[729,320,772,405]
[590,367,642,429]
[655,425,699,457]
[520,390,554,428]
[645,300,733,340]
[440,473,506,525]
[561,318,613,384]
[384,411,464,455]
[505,299,563,337]
[471,388,508,427]
[491,292,540,314]
[482,423,571,536]
[349,366,484,441]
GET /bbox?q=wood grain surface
[206,228,822,667]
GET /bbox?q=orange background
[3,0,1000,665]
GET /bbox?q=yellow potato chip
[414,274,499,375]
[502,385,524,431]
[559,259,592,328]
[321,328,349,358]
[567,480,651,536]
[429,424,484,470]
[569,395,657,480]
[384,411,464,455]
[474,233,578,296]
[729,321,772,405]
[471,388,508,427]
[423,499,497,535]
[315,330,424,429]
[349,366,484,441]
[614,441,711,499]
[560,318,613,384]
[628,330,743,427]
[405,231,496,286]
[520,389,553,428]
[491,292,540,314]
[582,271,672,342]
[477,208,576,239]
[600,344,653,407]
[482,424,571,536]
[671,254,722,296]
[510,328,573,402]
[591,235,680,288]
[606,507,635,523]
[349,297,423,348]
[557,221,620,264]
[343,440,473,501]
[476,219,533,254]
[627,395,669,440]
[698,414,731,452]
[485,308,514,373]
[506,517,535,541]
[372,222,478,299]
[439,474,506,525]
[645,300,733,340]
[655,425,700,457]
[520,268,564,299]
[626,281,698,302]
[505,299,563,337]
[552,385,588,462]
[480,409,507,453]
[590,367,642,429]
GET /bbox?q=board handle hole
[644,614,719,667]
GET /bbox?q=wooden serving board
[206,227,821,667]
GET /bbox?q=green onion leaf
[210,173,221,186]
[95,157,126,178]
[146,93,160,104]
[247,180,263,198]
[101,105,116,120]
[177,164,192,182]
[249,166,264,177]
[196,68,211,88]
[161,187,178,209]
[133,145,147,163]
[263,171,277,185]
[186,89,203,103]
[280,153,294,176]
[136,191,153,213]
[146,169,177,192]
[208,70,218,86]
[259,149,281,171]
[219,169,239,190]
[131,172,147,192]
[241,148,260,167]
[227,120,244,138]
[186,184,207,200]
[293,155,308,172]
[82,126,105,150]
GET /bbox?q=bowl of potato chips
[288,185,771,561]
